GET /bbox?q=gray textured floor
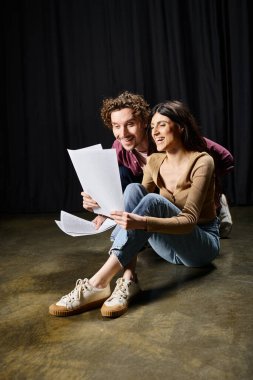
[0,207,252,380]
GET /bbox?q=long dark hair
[150,100,207,152]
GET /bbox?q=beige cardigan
[142,152,217,234]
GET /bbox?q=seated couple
[49,99,222,318]
[86,91,233,238]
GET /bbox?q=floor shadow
[132,263,216,306]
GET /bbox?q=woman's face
[151,112,182,152]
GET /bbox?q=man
[100,91,156,190]
[83,91,234,237]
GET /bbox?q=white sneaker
[101,278,141,318]
[219,194,233,238]
[49,278,111,317]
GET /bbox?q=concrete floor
[0,207,253,380]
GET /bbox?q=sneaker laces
[62,278,91,302]
[108,279,129,302]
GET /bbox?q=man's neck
[135,137,149,154]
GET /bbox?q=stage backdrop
[1,0,252,212]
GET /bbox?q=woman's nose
[152,125,159,135]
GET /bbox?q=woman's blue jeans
[110,183,220,268]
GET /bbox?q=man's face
[111,108,147,151]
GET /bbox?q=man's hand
[92,215,107,230]
[110,211,147,230]
[81,192,99,212]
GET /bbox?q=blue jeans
[110,183,220,268]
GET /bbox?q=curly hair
[100,91,150,129]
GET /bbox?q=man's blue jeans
[110,183,220,268]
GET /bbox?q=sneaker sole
[100,290,141,318]
[100,304,128,318]
[49,296,109,317]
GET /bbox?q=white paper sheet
[67,144,102,193]
[67,147,124,217]
[55,211,116,237]
[71,144,103,156]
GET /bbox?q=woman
[49,100,220,318]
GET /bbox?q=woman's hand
[92,215,107,230]
[110,211,147,230]
[81,192,100,212]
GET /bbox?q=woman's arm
[110,211,147,230]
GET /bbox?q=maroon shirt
[113,137,234,178]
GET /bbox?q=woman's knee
[124,183,147,200]
[123,183,147,211]
[139,193,167,211]
[138,193,180,218]
[142,193,161,203]
[125,182,144,193]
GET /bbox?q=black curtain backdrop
[1,0,252,213]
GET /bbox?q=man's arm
[204,137,234,177]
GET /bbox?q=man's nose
[119,126,129,138]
